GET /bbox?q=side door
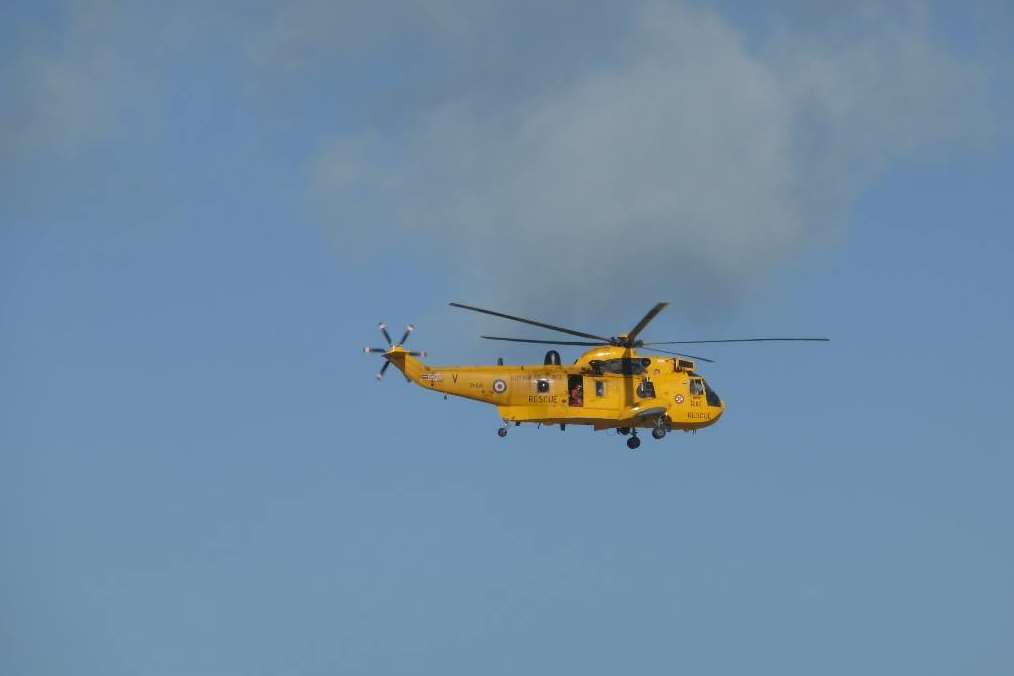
[583,375,620,413]
[567,374,585,407]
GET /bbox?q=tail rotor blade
[398,324,415,346]
[367,323,425,381]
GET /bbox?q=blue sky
[2,2,1012,674]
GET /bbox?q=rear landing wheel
[652,427,666,440]
[626,436,641,450]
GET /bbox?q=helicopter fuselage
[385,345,725,432]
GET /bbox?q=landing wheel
[626,436,641,450]
[497,427,508,438]
[652,427,667,440]
[617,427,631,436]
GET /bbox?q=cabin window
[595,380,605,397]
[636,380,656,399]
[689,378,705,396]
[537,379,550,393]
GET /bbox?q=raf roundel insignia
[492,378,507,394]
[675,394,685,404]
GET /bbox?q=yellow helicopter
[364,302,828,449]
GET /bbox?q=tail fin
[383,347,427,383]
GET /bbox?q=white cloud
[2,0,997,323]
[311,1,994,316]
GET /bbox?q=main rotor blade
[450,302,614,344]
[626,302,669,344]
[481,336,608,347]
[644,337,830,345]
[640,346,715,363]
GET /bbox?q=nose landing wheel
[626,435,641,450]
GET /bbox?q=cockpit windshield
[704,380,722,407]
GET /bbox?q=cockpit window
[689,378,705,396]
[704,381,722,407]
